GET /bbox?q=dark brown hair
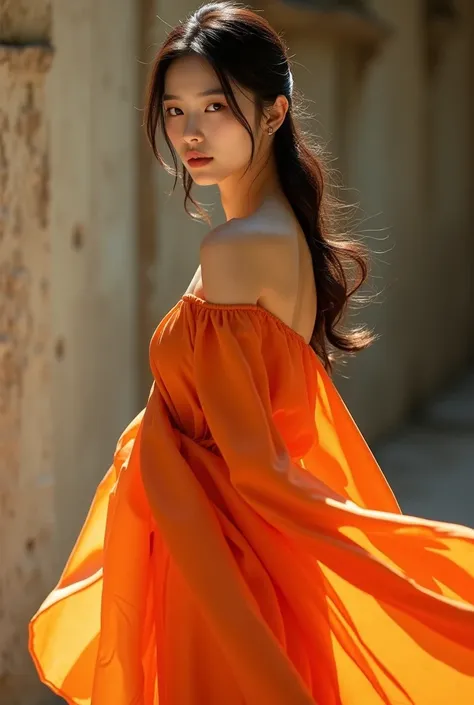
[144,1,375,371]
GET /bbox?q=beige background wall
[334,0,430,434]
[1,1,473,703]
[49,0,139,571]
[338,0,474,437]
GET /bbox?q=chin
[190,173,219,186]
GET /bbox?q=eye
[206,102,225,112]
[165,107,183,117]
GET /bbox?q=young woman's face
[163,55,263,186]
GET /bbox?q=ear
[262,95,289,135]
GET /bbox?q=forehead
[163,54,255,108]
[164,55,219,92]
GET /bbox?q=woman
[29,3,474,704]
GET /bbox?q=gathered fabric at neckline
[180,293,312,349]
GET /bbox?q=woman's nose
[183,116,204,143]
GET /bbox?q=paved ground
[374,367,474,528]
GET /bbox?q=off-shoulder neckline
[181,293,311,348]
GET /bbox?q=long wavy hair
[144,1,375,371]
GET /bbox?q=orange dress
[29,293,474,705]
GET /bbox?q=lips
[186,151,211,162]
[186,152,212,166]
[186,155,214,168]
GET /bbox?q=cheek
[215,115,253,154]
[164,120,181,148]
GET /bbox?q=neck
[218,148,284,221]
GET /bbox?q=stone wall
[0,1,52,43]
[0,0,140,701]
[0,39,56,705]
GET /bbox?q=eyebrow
[162,88,225,101]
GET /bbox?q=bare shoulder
[200,217,296,305]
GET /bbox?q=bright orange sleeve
[192,306,474,702]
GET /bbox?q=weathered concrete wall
[334,0,428,437]
[50,0,139,570]
[0,1,52,42]
[0,43,56,705]
[421,0,474,387]
[1,0,140,702]
[331,0,474,440]
[137,0,160,397]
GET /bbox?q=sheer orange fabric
[29,293,474,705]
